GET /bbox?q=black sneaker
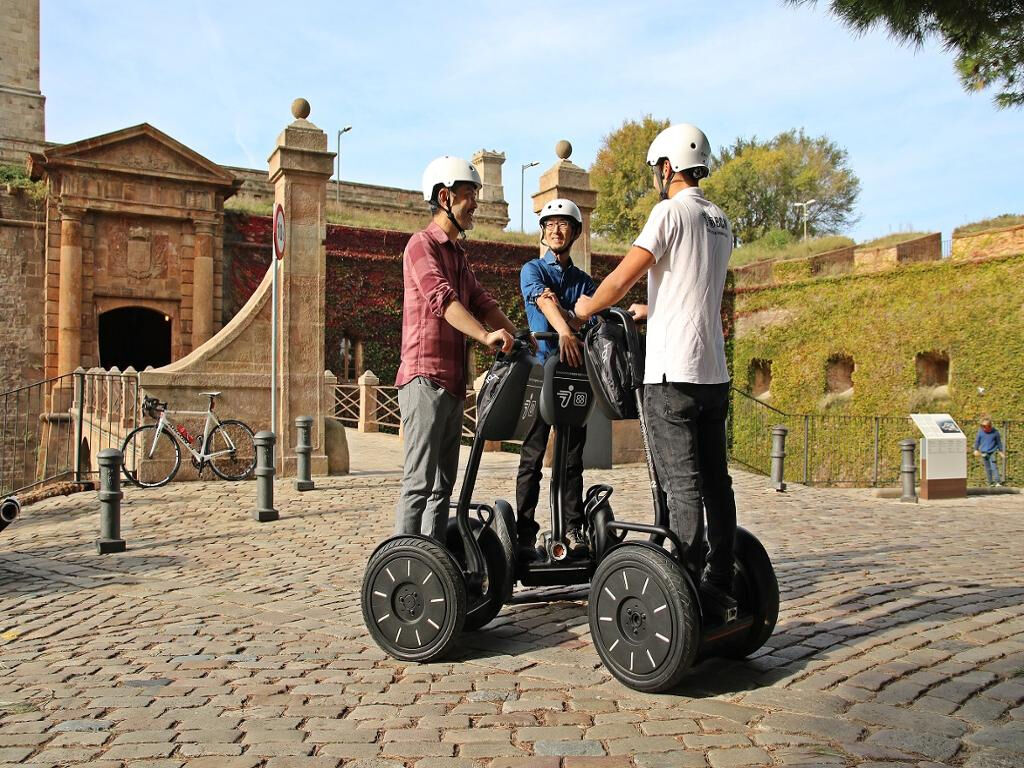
[565,526,589,557]
[517,522,541,561]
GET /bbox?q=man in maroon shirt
[394,155,521,541]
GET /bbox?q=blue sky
[40,1,1022,241]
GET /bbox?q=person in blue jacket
[974,418,1005,486]
[516,199,595,559]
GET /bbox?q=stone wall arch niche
[821,353,856,409]
[95,296,178,371]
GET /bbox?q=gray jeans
[394,377,465,541]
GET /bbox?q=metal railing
[327,376,488,446]
[727,388,787,476]
[796,412,914,487]
[1,368,141,497]
[729,388,1020,487]
[330,384,359,427]
[462,391,478,441]
[374,386,401,433]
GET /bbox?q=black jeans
[515,415,587,540]
[644,381,736,588]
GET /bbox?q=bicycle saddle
[200,391,222,398]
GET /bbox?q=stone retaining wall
[854,233,941,273]
[731,235,942,289]
[952,223,1024,260]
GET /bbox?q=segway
[583,308,779,692]
[361,330,621,661]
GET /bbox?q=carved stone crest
[127,227,152,279]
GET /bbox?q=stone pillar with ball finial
[531,140,612,471]
[531,139,598,274]
[268,98,335,475]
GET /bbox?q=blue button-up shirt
[520,250,597,362]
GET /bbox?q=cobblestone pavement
[1,430,1023,768]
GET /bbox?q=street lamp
[792,198,817,241]
[521,161,540,232]
[336,126,352,205]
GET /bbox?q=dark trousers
[643,381,736,588]
[515,415,587,539]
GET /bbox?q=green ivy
[771,257,814,283]
[731,251,1024,417]
[0,163,47,200]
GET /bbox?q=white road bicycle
[121,393,257,488]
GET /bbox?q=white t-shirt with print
[633,187,733,385]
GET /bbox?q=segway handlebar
[495,330,560,355]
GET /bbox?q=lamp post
[521,161,539,232]
[336,126,352,205]
[793,198,817,241]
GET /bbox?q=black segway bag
[539,356,593,428]
[476,349,542,441]
[583,314,644,420]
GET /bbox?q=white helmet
[646,123,712,179]
[421,155,482,202]
[538,198,583,227]
[538,198,583,252]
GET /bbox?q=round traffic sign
[273,204,286,260]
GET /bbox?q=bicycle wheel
[206,419,257,481]
[121,425,180,488]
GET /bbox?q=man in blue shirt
[516,199,596,559]
[974,418,1005,486]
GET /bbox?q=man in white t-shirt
[574,123,737,614]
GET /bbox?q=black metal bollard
[96,449,127,553]
[253,431,280,522]
[770,425,788,492]
[900,439,918,503]
[294,416,314,492]
[1,496,21,535]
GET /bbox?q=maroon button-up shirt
[395,222,498,398]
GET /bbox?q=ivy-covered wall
[225,211,1020,422]
[732,252,1024,419]
[224,213,646,384]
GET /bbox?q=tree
[788,0,1024,108]
[590,115,669,242]
[701,130,860,244]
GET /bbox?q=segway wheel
[589,544,700,692]
[446,518,509,631]
[362,536,466,662]
[718,527,779,659]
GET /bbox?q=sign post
[271,204,285,446]
[910,413,967,499]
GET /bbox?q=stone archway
[98,306,171,371]
[28,123,239,377]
